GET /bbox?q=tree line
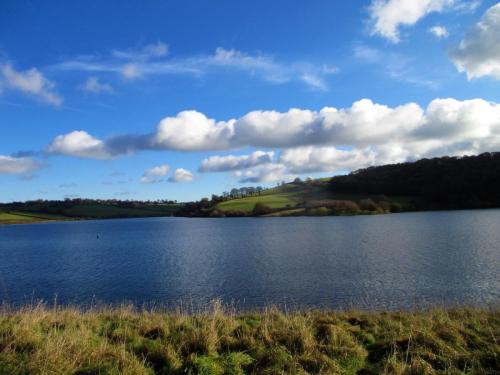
[330,152,500,210]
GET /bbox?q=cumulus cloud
[46,98,500,178]
[199,151,274,172]
[369,0,461,43]
[0,63,63,106]
[140,164,170,184]
[235,164,293,183]
[153,110,235,151]
[47,131,111,159]
[279,146,378,174]
[169,168,194,183]
[429,25,449,38]
[79,76,114,93]
[0,155,41,175]
[451,3,500,79]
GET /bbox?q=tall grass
[0,302,498,374]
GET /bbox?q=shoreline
[2,206,500,227]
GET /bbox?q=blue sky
[1,0,500,202]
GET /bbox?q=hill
[2,152,500,223]
[330,152,500,211]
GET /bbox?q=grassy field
[216,184,317,213]
[215,181,409,215]
[216,193,298,212]
[0,211,70,225]
[0,304,498,374]
[0,204,181,225]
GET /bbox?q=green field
[216,193,298,212]
[0,211,70,225]
[0,304,498,374]
[216,182,363,214]
[0,203,181,225]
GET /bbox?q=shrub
[307,207,329,216]
[359,198,380,212]
[252,203,273,216]
[305,200,360,215]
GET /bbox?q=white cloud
[279,146,378,174]
[140,164,170,184]
[451,3,500,79]
[79,76,114,94]
[47,98,500,177]
[233,108,318,148]
[429,25,449,38]
[121,63,143,79]
[0,63,63,106]
[153,110,235,151]
[54,45,333,90]
[322,64,339,74]
[169,168,194,183]
[47,131,111,159]
[369,0,459,42]
[354,45,383,62]
[112,41,169,61]
[199,151,274,172]
[300,74,327,90]
[235,164,294,183]
[0,155,41,175]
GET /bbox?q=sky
[1,0,500,202]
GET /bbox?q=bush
[359,198,380,212]
[252,203,274,216]
[307,207,329,216]
[305,200,360,215]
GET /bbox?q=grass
[0,211,70,225]
[215,182,412,215]
[0,303,498,374]
[0,204,181,225]
[216,194,298,212]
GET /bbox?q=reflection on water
[0,210,499,309]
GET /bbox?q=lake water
[1,210,499,310]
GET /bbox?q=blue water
[1,210,499,309]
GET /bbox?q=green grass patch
[0,211,69,224]
[0,305,498,374]
[216,193,298,213]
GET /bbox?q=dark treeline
[330,152,500,210]
[0,198,179,216]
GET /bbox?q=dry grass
[0,302,498,374]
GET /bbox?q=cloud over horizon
[39,97,500,181]
[0,155,42,176]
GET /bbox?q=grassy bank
[0,305,498,374]
[0,211,71,225]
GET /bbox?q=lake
[1,210,499,310]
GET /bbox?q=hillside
[3,152,500,223]
[330,152,500,211]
